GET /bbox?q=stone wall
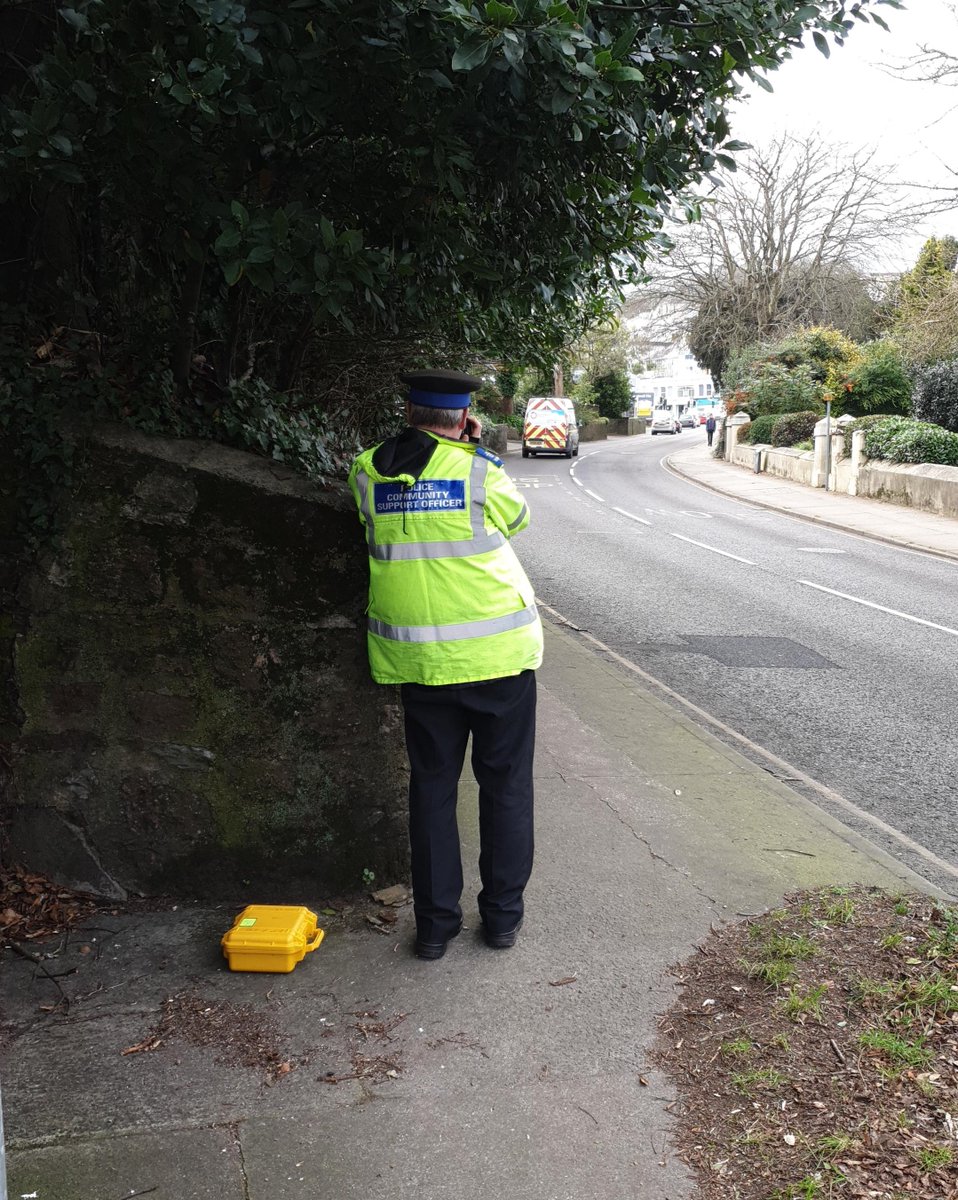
[607,418,646,436]
[578,421,608,443]
[857,460,958,518]
[2,427,409,900]
[730,442,815,485]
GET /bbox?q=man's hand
[462,414,482,443]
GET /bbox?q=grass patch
[858,1026,932,1070]
[731,1067,786,1095]
[720,1037,754,1057]
[911,1145,953,1171]
[779,983,828,1022]
[657,887,958,1200]
[742,957,796,987]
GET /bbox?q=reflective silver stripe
[470,454,488,538]
[369,604,539,644]
[355,471,375,548]
[507,503,528,531]
[370,530,506,561]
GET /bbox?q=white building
[630,339,718,417]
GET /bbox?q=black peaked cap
[400,369,482,393]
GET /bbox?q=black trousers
[400,670,536,942]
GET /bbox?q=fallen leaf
[371,885,410,906]
[121,1036,162,1056]
[548,976,577,987]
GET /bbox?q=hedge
[861,416,958,466]
[771,410,819,448]
[741,414,778,444]
[841,413,892,456]
[913,360,958,433]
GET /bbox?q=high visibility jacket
[348,429,543,686]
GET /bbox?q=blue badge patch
[373,479,466,515]
[475,446,503,468]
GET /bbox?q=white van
[522,396,579,458]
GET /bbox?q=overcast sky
[729,0,958,269]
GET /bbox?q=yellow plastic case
[221,904,325,973]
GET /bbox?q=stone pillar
[481,424,509,455]
[811,417,830,488]
[849,428,866,497]
[724,412,751,461]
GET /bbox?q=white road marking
[678,510,714,518]
[538,599,958,887]
[797,548,845,554]
[671,533,756,565]
[584,489,605,503]
[572,476,583,488]
[612,507,652,526]
[799,580,958,638]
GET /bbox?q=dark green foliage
[862,417,958,466]
[0,0,902,549]
[1,1,900,401]
[913,360,958,433]
[742,415,779,444]
[841,341,912,415]
[495,364,520,415]
[0,306,362,542]
[591,370,633,419]
[734,362,822,418]
[771,410,819,447]
[841,412,892,455]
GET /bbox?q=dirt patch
[656,887,957,1200]
[124,988,302,1084]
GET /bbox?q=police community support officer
[348,369,543,960]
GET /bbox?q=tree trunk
[277,308,315,392]
[172,256,206,394]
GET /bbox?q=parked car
[679,412,697,428]
[650,410,680,435]
[522,396,580,458]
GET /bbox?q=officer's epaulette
[474,445,504,468]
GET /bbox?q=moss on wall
[3,427,409,899]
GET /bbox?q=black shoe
[482,917,523,950]
[415,921,463,960]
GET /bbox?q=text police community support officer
[348,369,543,960]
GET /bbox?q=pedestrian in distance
[706,414,717,447]
[348,370,543,960]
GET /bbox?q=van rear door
[523,397,570,455]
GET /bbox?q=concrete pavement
[667,439,958,561]
[2,438,953,1200]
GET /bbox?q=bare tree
[887,11,958,212]
[630,135,913,381]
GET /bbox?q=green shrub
[742,414,778,444]
[769,326,859,382]
[841,413,892,455]
[737,362,822,418]
[863,416,958,466]
[913,359,958,433]
[839,340,912,415]
[591,370,634,419]
[771,411,819,447]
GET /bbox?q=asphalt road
[510,432,958,895]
